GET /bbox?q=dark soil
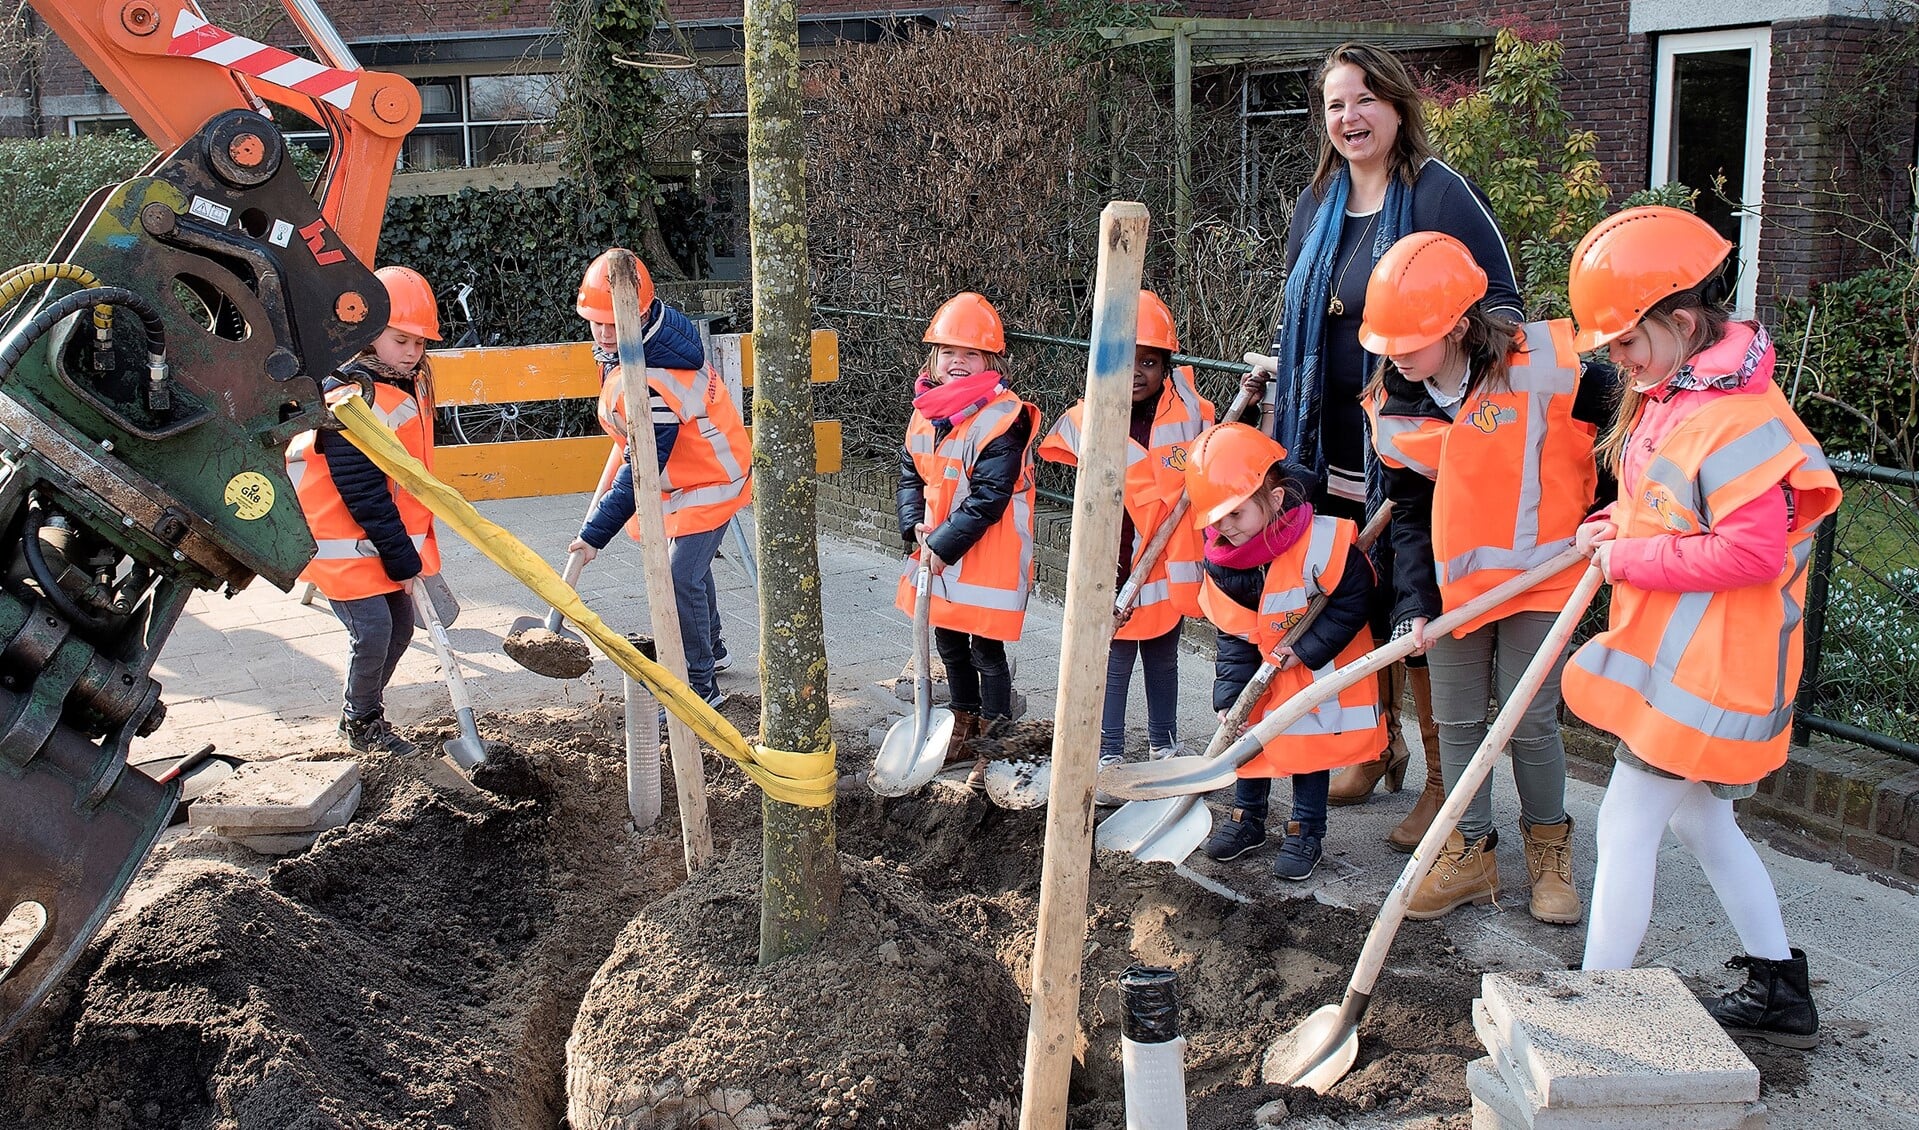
[0,697,1481,1129]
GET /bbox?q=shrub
[1775,266,1917,468]
[0,132,156,264]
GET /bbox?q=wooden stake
[1019,201,1150,1129]
[608,251,714,876]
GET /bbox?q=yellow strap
[331,394,836,806]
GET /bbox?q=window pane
[416,77,462,122]
[468,73,560,122]
[470,122,563,166]
[1670,49,1749,251]
[401,127,464,171]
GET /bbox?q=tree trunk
[744,0,839,963]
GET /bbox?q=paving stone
[214,781,363,854]
[188,759,361,830]
[1480,968,1759,1109]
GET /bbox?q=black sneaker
[1202,808,1266,862]
[339,712,417,756]
[1272,831,1324,881]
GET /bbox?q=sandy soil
[0,699,1479,1129]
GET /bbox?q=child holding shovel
[1187,423,1387,879]
[566,249,752,707]
[287,265,442,755]
[896,292,1040,787]
[1560,207,1841,1048]
[1039,290,1213,791]
[1358,231,1617,924]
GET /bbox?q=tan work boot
[1406,830,1499,920]
[943,710,981,766]
[1522,818,1582,924]
[1387,665,1444,852]
[1329,664,1411,805]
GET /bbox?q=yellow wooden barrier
[428,330,842,500]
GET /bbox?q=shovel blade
[1095,795,1212,863]
[983,759,1050,809]
[869,708,954,797]
[503,627,594,679]
[1097,753,1238,802]
[442,737,488,771]
[1262,1002,1359,1093]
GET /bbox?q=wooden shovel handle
[1114,383,1259,615]
[1200,500,1395,759]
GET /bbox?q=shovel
[1095,547,1587,804]
[1093,502,1392,857]
[868,547,956,796]
[1261,564,1603,1094]
[503,444,624,679]
[414,584,499,770]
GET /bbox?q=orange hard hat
[1184,422,1289,528]
[577,248,656,324]
[923,292,1006,354]
[1356,232,1486,355]
[1569,206,1731,351]
[1137,289,1179,352]
[375,265,441,341]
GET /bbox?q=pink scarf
[913,369,1006,426]
[1205,503,1313,568]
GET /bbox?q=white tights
[1583,759,1792,970]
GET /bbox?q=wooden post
[1018,201,1150,1129]
[608,251,714,876]
[745,0,841,962]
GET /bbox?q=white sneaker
[712,650,732,672]
[1094,753,1125,806]
[1149,742,1185,761]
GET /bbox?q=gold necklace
[1326,212,1380,317]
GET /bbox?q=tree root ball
[565,853,1024,1130]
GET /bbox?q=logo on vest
[1467,402,1518,434]
[1161,445,1190,472]
[944,467,961,480]
[1269,610,1304,636]
[1641,485,1696,533]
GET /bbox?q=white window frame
[1651,27,1770,317]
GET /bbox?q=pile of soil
[0,697,1480,1129]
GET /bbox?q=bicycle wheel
[447,401,572,445]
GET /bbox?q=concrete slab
[188,759,361,830]
[213,781,363,854]
[1481,968,1760,1109]
[1472,1002,1768,1129]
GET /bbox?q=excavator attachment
[0,0,419,1041]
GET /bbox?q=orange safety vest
[1367,319,1596,635]
[1038,366,1215,639]
[598,361,753,537]
[287,378,440,602]
[1561,385,1842,784]
[1198,515,1388,777]
[895,389,1041,641]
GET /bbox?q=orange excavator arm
[27,0,420,261]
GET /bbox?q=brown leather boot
[1387,665,1444,852]
[1406,829,1499,920]
[1523,817,1582,925]
[943,710,982,766]
[1329,665,1410,806]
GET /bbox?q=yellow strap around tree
[330,393,835,806]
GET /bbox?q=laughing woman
[1244,41,1525,850]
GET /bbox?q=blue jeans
[1232,770,1330,838]
[670,524,728,697]
[1100,624,1181,757]
[331,588,414,720]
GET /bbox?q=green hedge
[1777,266,1915,466]
[0,132,156,265]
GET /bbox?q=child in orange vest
[1039,291,1214,793]
[1560,208,1841,1048]
[1357,232,1617,925]
[566,249,753,706]
[287,266,442,755]
[1188,423,1388,879]
[897,293,1040,783]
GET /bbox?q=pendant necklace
[1327,211,1381,317]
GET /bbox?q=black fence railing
[1796,460,1919,761]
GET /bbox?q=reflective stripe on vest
[288,379,438,600]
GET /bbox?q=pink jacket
[1602,322,1789,594]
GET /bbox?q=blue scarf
[1271,167,1415,491]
